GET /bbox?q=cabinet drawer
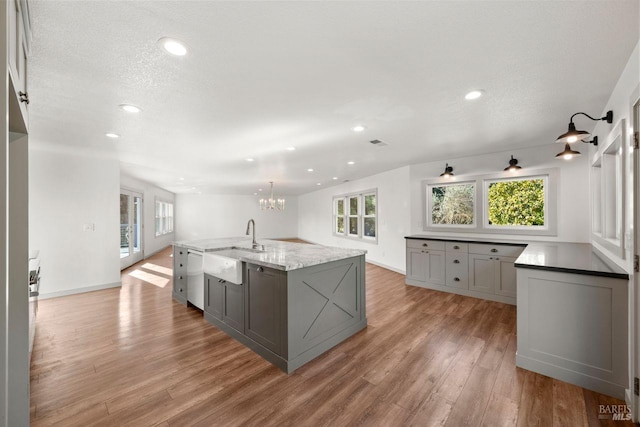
[407,239,445,251]
[468,243,524,257]
[445,253,469,288]
[446,242,468,253]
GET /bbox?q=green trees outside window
[431,184,474,225]
[488,179,544,226]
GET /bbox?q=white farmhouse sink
[203,248,262,284]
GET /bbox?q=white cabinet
[406,247,445,285]
[468,254,518,297]
[8,0,30,132]
[406,238,524,305]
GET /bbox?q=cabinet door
[245,264,284,355]
[406,248,427,282]
[495,256,518,297]
[469,254,496,294]
[425,250,445,286]
[223,281,244,332]
[204,275,223,320]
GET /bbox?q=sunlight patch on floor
[141,263,172,276]
[127,269,169,288]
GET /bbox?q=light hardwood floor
[30,247,632,426]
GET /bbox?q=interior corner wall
[297,166,412,273]
[175,193,299,241]
[408,143,591,243]
[120,174,175,258]
[29,148,121,298]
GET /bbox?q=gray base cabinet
[406,238,524,305]
[203,256,367,374]
[172,246,188,305]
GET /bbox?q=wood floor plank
[30,246,632,426]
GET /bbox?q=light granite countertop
[173,237,367,271]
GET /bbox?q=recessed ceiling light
[246,158,254,162]
[158,37,188,56]
[352,125,366,132]
[253,192,257,196]
[307,168,314,172]
[464,90,484,100]
[332,177,338,180]
[105,133,120,139]
[179,177,185,181]
[316,183,321,186]
[258,188,263,192]
[119,104,142,113]
[286,146,296,151]
[347,161,355,165]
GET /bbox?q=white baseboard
[144,244,172,259]
[365,259,405,275]
[39,281,122,300]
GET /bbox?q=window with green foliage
[487,178,545,226]
[431,183,475,225]
[333,190,377,242]
[423,169,557,235]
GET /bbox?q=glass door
[120,189,144,269]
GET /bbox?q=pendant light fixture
[259,182,285,211]
[504,155,522,172]
[555,143,582,160]
[440,163,454,178]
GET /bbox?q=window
[155,200,174,236]
[423,169,557,235]
[485,176,547,229]
[429,182,475,226]
[333,189,377,242]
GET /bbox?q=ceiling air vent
[369,139,388,147]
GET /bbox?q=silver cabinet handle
[454,277,460,282]
[490,248,498,253]
[422,243,428,247]
[179,251,183,255]
[179,288,183,292]
[453,245,460,250]
[489,257,493,260]
[257,266,264,272]
[179,263,183,267]
[495,257,500,261]
[453,259,460,264]
[179,275,183,280]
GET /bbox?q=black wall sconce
[440,163,454,178]
[555,110,612,159]
[504,155,522,172]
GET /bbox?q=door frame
[120,188,144,270]
[631,97,639,421]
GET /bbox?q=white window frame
[332,189,378,243]
[422,168,558,236]
[155,198,174,237]
[425,180,477,230]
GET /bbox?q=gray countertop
[515,242,629,280]
[173,237,367,271]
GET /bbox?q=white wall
[409,143,591,243]
[590,41,639,271]
[120,174,175,257]
[29,148,121,298]
[298,166,411,273]
[175,194,298,241]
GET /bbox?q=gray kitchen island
[172,237,367,373]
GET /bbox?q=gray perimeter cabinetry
[203,255,367,373]
[405,237,524,305]
[172,246,188,304]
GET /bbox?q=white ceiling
[28,1,639,196]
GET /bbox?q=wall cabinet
[8,0,30,132]
[405,238,524,305]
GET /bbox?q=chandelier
[259,181,285,211]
